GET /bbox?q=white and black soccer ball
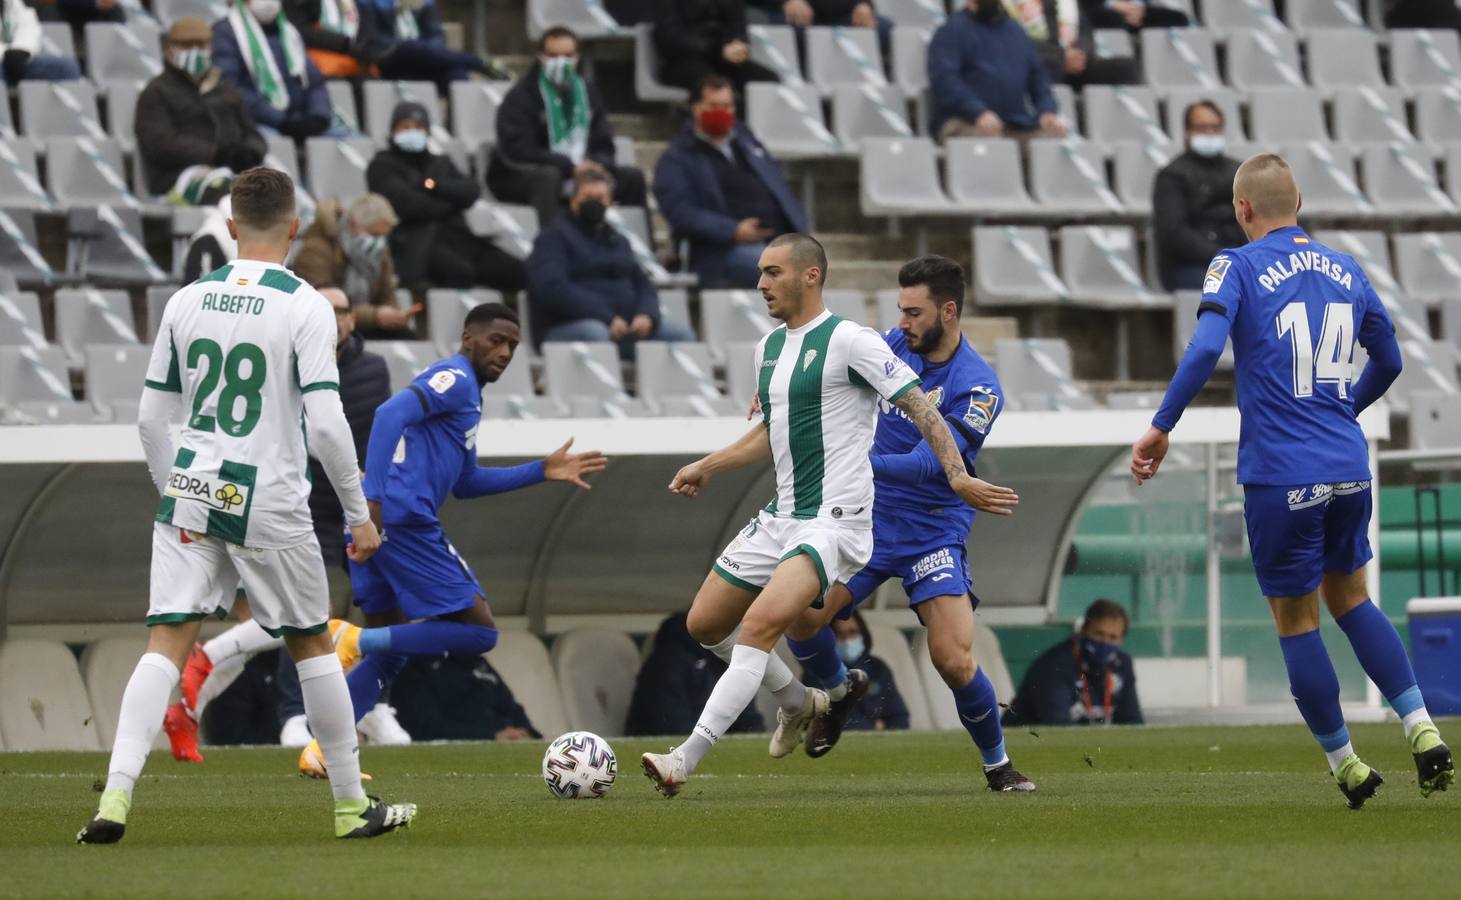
[541,731,617,799]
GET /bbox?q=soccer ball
[541,731,617,799]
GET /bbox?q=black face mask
[973,0,1004,21]
[577,198,606,227]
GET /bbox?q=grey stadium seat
[633,23,688,103]
[823,288,869,324]
[1279,141,1373,217]
[0,208,60,288]
[604,205,678,286]
[1388,31,1461,92]
[1411,391,1461,450]
[722,340,761,409]
[1415,88,1461,146]
[658,289,693,332]
[483,351,564,420]
[748,25,806,86]
[551,628,640,736]
[1091,28,1134,61]
[1360,144,1456,218]
[426,288,500,357]
[945,138,1037,217]
[972,226,1070,305]
[1249,87,1328,144]
[39,21,75,58]
[832,84,914,152]
[84,21,164,83]
[1112,143,1172,216]
[891,26,930,95]
[1162,87,1245,144]
[103,80,145,157]
[1388,338,1459,414]
[993,337,1095,410]
[80,636,170,750]
[490,631,570,739]
[1286,0,1368,30]
[860,137,956,216]
[1027,139,1124,217]
[1174,291,1233,368]
[910,625,1015,730]
[325,80,361,134]
[1139,28,1222,91]
[700,290,777,359]
[1082,85,1172,149]
[54,288,139,365]
[1058,225,1167,310]
[68,205,168,286]
[85,340,151,417]
[1200,0,1288,35]
[806,25,887,93]
[47,138,138,210]
[0,346,94,423]
[0,83,14,138]
[463,201,537,260]
[541,342,650,417]
[0,290,44,348]
[634,341,742,416]
[451,81,511,158]
[874,288,901,330]
[876,0,946,28]
[0,138,54,209]
[377,340,438,392]
[362,80,441,144]
[1223,29,1307,90]
[526,0,621,40]
[747,82,842,159]
[152,0,227,26]
[864,624,932,731]
[19,81,108,145]
[1394,232,1461,304]
[1447,143,1461,207]
[1442,297,1461,351]
[146,284,178,340]
[305,136,376,204]
[1305,29,1384,91]
[1314,230,1398,289]
[0,640,101,751]
[1051,83,1079,136]
[1332,87,1416,145]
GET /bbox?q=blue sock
[358,621,499,657]
[1335,600,1426,719]
[951,668,1007,769]
[345,653,407,722]
[1279,629,1352,766]
[787,627,847,690]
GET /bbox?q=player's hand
[543,437,608,490]
[347,519,382,562]
[669,459,711,498]
[950,473,1019,516]
[746,393,761,421]
[1131,426,1170,485]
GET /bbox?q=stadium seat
[19,81,108,145]
[1200,0,1287,35]
[67,205,168,286]
[0,138,53,209]
[1446,143,1461,207]
[1173,290,1233,368]
[1415,88,1461,147]
[1138,28,1222,91]
[994,337,1095,410]
[615,134,637,167]
[748,25,806,86]
[889,26,930,97]
[1082,86,1172,149]
[831,84,914,151]
[485,357,565,420]
[551,628,640,736]
[1111,143,1172,216]
[362,80,441,145]
[84,21,165,83]
[1278,141,1373,217]
[603,206,677,287]
[1410,391,1461,450]
[324,80,361,134]
[1388,338,1459,413]
[1285,0,1368,30]
[79,636,169,749]
[634,342,741,417]
[0,85,14,138]
[262,136,301,184]
[944,138,1037,217]
[632,22,688,103]
[377,340,438,392]
[84,344,149,421]
[1442,297,1461,352]
[0,639,102,751]
[0,290,44,348]
[864,624,933,731]
[658,289,692,333]
[46,138,137,211]
[450,81,511,165]
[38,21,75,59]
[1388,31,1461,92]
[1249,87,1329,144]
[1058,225,1167,309]
[1027,139,1124,217]
[1091,28,1134,60]
[526,0,622,40]
[0,208,59,289]
[1106,390,1165,409]
[427,287,499,357]
[461,201,537,260]
[747,82,842,159]
[873,288,901,330]
[1223,29,1307,89]
[1314,230,1398,288]
[54,288,138,366]
[876,0,945,28]
[722,340,760,406]
[823,288,869,324]
[102,80,145,158]
[305,136,376,204]
[1162,86,1245,144]
[1360,144,1456,218]
[909,623,1015,731]
[542,342,650,417]
[700,291,776,360]
[1051,84,1079,136]
[152,0,227,26]
[1394,232,1461,304]
[1332,87,1416,145]
[1305,29,1385,91]
[806,26,887,93]
[860,137,956,217]
[972,226,1069,305]
[145,284,178,341]
[488,631,570,739]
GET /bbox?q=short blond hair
[1233,153,1299,220]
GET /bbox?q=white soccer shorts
[712,510,873,599]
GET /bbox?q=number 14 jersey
[144,260,341,548]
[1200,226,1394,486]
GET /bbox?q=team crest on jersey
[165,468,250,516]
[802,349,818,371]
[429,370,457,394]
[925,386,944,408]
[1203,257,1232,295]
[963,386,999,434]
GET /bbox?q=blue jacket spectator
[653,74,807,289]
[626,612,766,737]
[354,0,503,90]
[927,1,1066,142]
[1002,599,1144,726]
[528,168,694,356]
[212,0,334,138]
[835,613,911,732]
[391,653,541,742]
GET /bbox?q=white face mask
[1189,133,1226,158]
[172,47,212,79]
[249,0,282,24]
[393,128,429,153]
[541,55,578,86]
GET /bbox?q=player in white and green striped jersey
[641,234,1020,798]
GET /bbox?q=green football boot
[1334,754,1384,810]
[1409,723,1454,798]
[335,795,417,839]
[76,789,130,845]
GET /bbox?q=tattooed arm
[892,387,1019,516]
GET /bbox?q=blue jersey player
[784,256,1034,793]
[299,302,607,777]
[1133,154,1452,808]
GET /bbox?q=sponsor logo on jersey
[1286,483,1335,510]
[761,358,778,369]
[802,349,818,371]
[464,424,478,450]
[912,548,955,581]
[884,360,897,376]
[963,386,999,434]
[1203,257,1232,295]
[429,370,457,394]
[925,386,944,408]
[165,468,250,515]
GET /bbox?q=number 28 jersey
[145,261,342,549]
[1200,226,1394,485]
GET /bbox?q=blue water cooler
[1408,598,1461,716]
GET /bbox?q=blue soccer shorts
[1243,481,1374,598]
[841,509,976,618]
[348,520,484,619]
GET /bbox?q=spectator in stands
[135,17,267,199]
[1384,0,1461,29]
[0,0,82,83]
[626,612,766,736]
[202,647,286,745]
[928,0,1068,142]
[51,0,125,30]
[653,75,807,288]
[488,26,649,227]
[213,0,341,141]
[293,194,419,336]
[747,0,893,58]
[355,0,509,91]
[182,196,238,282]
[284,0,392,78]
[835,611,911,732]
[652,0,780,94]
[391,653,540,741]
[1077,0,1187,31]
[366,100,527,295]
[1152,100,1244,292]
[527,167,695,356]
[1010,0,1139,89]
[1003,599,1143,726]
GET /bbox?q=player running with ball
[1132,153,1453,808]
[640,234,1019,797]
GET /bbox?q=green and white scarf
[539,67,590,165]
[318,0,359,39]
[228,0,308,112]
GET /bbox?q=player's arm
[1350,273,1403,416]
[669,424,770,498]
[873,383,1002,486]
[138,309,182,494]
[362,387,431,517]
[453,437,607,498]
[891,388,1017,516]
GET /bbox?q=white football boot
[357,704,412,746]
[769,687,831,758]
[640,748,689,798]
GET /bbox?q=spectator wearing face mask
[834,611,911,732]
[212,0,344,141]
[0,0,83,84]
[652,0,780,94]
[488,26,648,228]
[1003,599,1143,726]
[527,166,696,357]
[1007,0,1139,89]
[1152,100,1244,292]
[366,100,528,295]
[653,74,807,288]
[135,17,267,199]
[293,193,418,336]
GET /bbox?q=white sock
[104,653,180,798]
[202,620,281,665]
[1326,741,1355,773]
[699,628,739,664]
[703,629,806,710]
[296,653,365,803]
[1403,707,1433,737]
[678,644,769,773]
[192,653,247,719]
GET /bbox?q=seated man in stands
[488,26,648,227]
[1003,599,1143,726]
[527,167,695,356]
[1009,0,1139,89]
[48,0,125,30]
[0,0,82,83]
[391,653,539,742]
[653,75,807,288]
[366,101,526,295]
[293,193,420,337]
[928,0,1067,142]
[747,0,892,59]
[652,0,779,94]
[835,611,911,732]
[355,0,508,90]
[1077,0,1187,32]
[212,0,342,141]
[135,17,267,199]
[283,0,392,78]
[1153,100,1244,291]
[626,611,766,737]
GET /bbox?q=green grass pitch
[2,723,1455,898]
